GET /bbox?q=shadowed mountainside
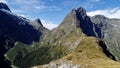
[0,3,48,67]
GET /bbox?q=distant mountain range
[0,3,120,68]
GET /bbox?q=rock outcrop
[0,3,11,11]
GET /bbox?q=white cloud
[18,14,26,17]
[9,0,45,10]
[10,0,61,12]
[12,9,24,13]
[47,6,61,11]
[15,0,42,5]
[41,19,58,30]
[87,7,120,19]
[82,0,101,9]
[0,0,7,3]
[34,5,46,10]
[34,5,61,11]
[83,3,93,9]
[34,6,45,9]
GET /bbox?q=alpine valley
[0,2,120,68]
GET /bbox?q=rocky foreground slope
[0,2,120,68]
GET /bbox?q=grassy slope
[6,27,120,68]
[6,41,69,68]
[36,37,120,68]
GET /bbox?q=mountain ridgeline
[0,3,120,68]
[0,3,47,68]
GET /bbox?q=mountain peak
[0,3,11,11]
[93,15,107,19]
[71,8,76,13]
[70,7,87,20]
[77,7,86,14]
[58,7,95,36]
[71,7,86,16]
[34,18,43,26]
[76,7,87,19]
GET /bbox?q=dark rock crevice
[99,40,116,60]
[0,35,12,68]
[93,24,103,38]
[76,7,96,37]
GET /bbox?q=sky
[0,0,120,29]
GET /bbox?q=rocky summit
[0,3,11,11]
[0,3,120,68]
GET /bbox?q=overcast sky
[0,0,120,29]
